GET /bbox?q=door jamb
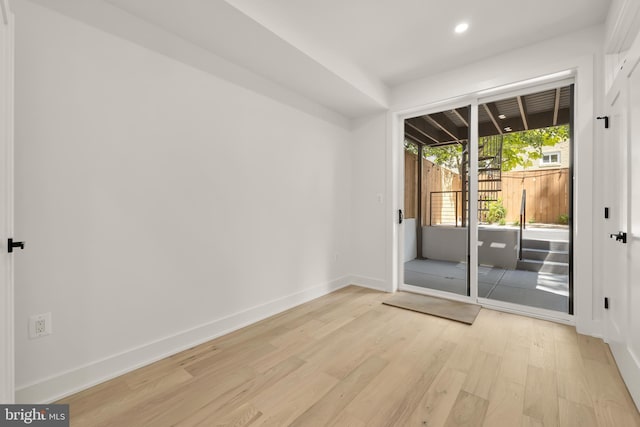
[0,0,15,404]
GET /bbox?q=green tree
[405,125,569,173]
[499,125,569,171]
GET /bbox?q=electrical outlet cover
[29,312,52,339]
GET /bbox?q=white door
[627,55,640,407]
[604,75,629,348]
[610,52,640,407]
[0,0,14,404]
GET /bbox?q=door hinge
[604,297,609,309]
[398,209,404,224]
[596,116,609,129]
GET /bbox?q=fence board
[501,168,569,224]
[404,149,569,225]
[404,151,462,224]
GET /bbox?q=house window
[541,151,560,166]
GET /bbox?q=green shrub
[486,199,506,224]
[558,214,569,225]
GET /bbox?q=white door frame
[0,0,14,404]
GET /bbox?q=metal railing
[519,189,526,260]
[430,191,463,227]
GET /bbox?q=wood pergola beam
[405,120,440,144]
[478,108,570,137]
[517,96,529,130]
[452,107,469,127]
[405,131,427,146]
[553,87,561,126]
[482,103,503,135]
[425,112,462,143]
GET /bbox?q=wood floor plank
[289,356,388,426]
[523,365,559,427]
[555,340,593,407]
[444,390,489,427]
[529,321,556,371]
[379,340,457,425]
[251,371,337,426]
[482,378,525,427]
[174,356,305,426]
[407,366,466,427]
[55,285,640,427]
[558,397,598,427]
[582,358,640,427]
[577,334,611,365]
[499,342,529,386]
[462,351,502,399]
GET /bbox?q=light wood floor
[59,286,640,426]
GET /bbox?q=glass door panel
[403,106,470,296]
[477,86,573,313]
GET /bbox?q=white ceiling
[27,0,612,119]
[227,0,611,86]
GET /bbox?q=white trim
[15,276,352,403]
[477,298,574,325]
[349,276,390,293]
[0,0,14,404]
[1,0,8,26]
[540,151,561,166]
[469,103,479,300]
[477,76,576,106]
[398,286,574,326]
[386,111,399,292]
[477,71,573,96]
[609,341,640,410]
[606,0,640,55]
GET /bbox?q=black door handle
[8,238,25,253]
[609,231,627,244]
[399,209,404,224]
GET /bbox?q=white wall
[13,0,352,402]
[350,113,389,290]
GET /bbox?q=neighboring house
[510,139,571,171]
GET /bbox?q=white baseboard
[349,275,390,292]
[575,319,603,339]
[609,342,640,411]
[15,276,352,404]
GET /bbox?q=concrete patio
[404,258,569,313]
[403,223,570,313]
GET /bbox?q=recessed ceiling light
[454,22,469,34]
[504,127,512,132]
[498,114,506,119]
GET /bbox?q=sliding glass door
[403,106,470,297]
[401,81,574,316]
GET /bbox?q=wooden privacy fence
[501,168,569,224]
[405,150,569,225]
[404,151,462,225]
